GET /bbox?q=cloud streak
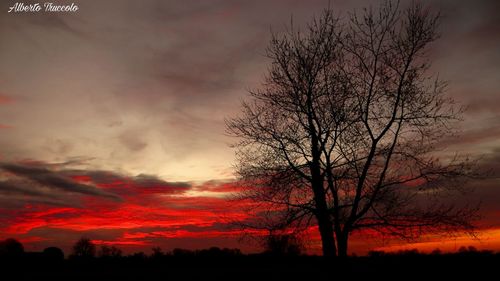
[0,160,258,253]
[0,162,121,201]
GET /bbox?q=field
[3,251,499,280]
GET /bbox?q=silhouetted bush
[0,238,24,257]
[43,246,64,261]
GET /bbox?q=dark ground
[2,251,499,281]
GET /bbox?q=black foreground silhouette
[1,238,498,280]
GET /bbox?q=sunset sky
[0,0,499,255]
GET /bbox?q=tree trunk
[310,155,336,257]
[310,153,336,257]
[306,90,337,257]
[336,231,349,258]
[316,211,337,257]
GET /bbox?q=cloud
[0,162,121,201]
[66,170,192,198]
[193,179,246,194]
[0,160,256,253]
[437,117,500,148]
[0,160,195,210]
[0,179,57,198]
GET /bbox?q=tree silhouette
[43,247,64,261]
[71,237,96,259]
[98,245,122,259]
[0,238,24,257]
[264,233,303,256]
[227,1,478,257]
[151,247,164,259]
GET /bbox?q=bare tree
[71,237,96,259]
[99,245,122,259]
[264,233,304,256]
[227,1,478,258]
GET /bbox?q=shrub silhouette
[43,247,64,261]
[0,238,24,257]
[71,237,96,259]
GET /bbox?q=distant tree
[71,237,96,259]
[368,250,386,257]
[198,247,220,257]
[0,238,24,257]
[397,249,420,256]
[151,247,164,259]
[220,248,242,257]
[43,247,64,261]
[227,1,478,257]
[430,248,442,255]
[98,245,122,258]
[459,246,478,254]
[264,233,303,256]
[129,251,147,262]
[172,248,194,257]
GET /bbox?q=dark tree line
[2,237,499,280]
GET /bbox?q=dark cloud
[0,186,73,208]
[0,177,84,209]
[0,162,121,201]
[0,179,56,198]
[65,169,192,195]
[133,174,191,189]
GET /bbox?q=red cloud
[0,174,257,250]
[2,163,499,255]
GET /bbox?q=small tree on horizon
[264,233,304,256]
[71,237,96,259]
[0,238,24,257]
[227,1,478,257]
[99,245,122,259]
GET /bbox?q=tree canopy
[227,1,478,257]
